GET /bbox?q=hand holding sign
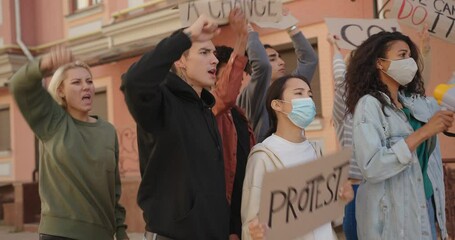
[248,217,268,240]
[253,12,298,30]
[417,23,431,55]
[229,8,248,36]
[338,180,354,203]
[326,33,340,49]
[184,14,220,42]
[258,149,352,239]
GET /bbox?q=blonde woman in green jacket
[9,46,128,240]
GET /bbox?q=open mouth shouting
[82,93,92,105]
[208,68,217,79]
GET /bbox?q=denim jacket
[352,92,447,240]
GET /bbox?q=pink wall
[28,0,65,45]
[104,0,129,16]
[0,0,64,46]
[90,57,139,129]
[10,102,35,182]
[90,57,141,177]
[18,0,36,46]
[0,0,16,45]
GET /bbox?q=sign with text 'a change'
[178,0,282,27]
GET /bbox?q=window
[278,42,322,117]
[0,106,11,153]
[91,88,108,121]
[70,0,102,13]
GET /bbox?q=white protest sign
[258,149,351,240]
[325,18,402,50]
[390,0,455,44]
[253,13,298,29]
[178,0,282,27]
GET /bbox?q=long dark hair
[345,31,425,115]
[265,75,311,138]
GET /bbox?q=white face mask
[380,58,418,86]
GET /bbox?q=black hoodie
[121,31,229,240]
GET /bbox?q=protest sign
[325,18,401,50]
[254,13,298,29]
[258,149,351,240]
[178,0,282,27]
[390,0,455,44]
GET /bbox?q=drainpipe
[15,0,33,61]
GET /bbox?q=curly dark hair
[215,45,251,75]
[345,31,425,116]
[265,75,311,138]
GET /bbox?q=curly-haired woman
[345,31,452,240]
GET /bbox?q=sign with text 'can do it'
[178,0,282,27]
[325,18,402,50]
[258,149,351,240]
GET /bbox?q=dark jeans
[343,184,359,240]
[39,234,75,240]
[427,197,437,240]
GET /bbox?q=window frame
[0,104,11,155]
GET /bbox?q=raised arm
[121,15,219,131]
[120,31,191,131]
[289,26,318,83]
[9,46,73,140]
[417,24,431,89]
[212,9,248,116]
[237,24,272,137]
[327,34,348,127]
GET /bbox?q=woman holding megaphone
[345,31,453,240]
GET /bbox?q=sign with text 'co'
[390,0,455,44]
[259,149,351,240]
[178,0,282,27]
[325,18,402,50]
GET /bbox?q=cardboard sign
[258,149,352,240]
[325,18,402,50]
[390,0,455,44]
[178,0,282,27]
[254,13,298,29]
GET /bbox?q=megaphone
[434,83,455,137]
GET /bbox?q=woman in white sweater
[241,75,353,240]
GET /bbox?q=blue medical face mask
[279,98,316,129]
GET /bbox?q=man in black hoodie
[121,15,228,240]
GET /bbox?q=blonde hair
[47,61,92,108]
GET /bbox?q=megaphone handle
[443,131,455,137]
